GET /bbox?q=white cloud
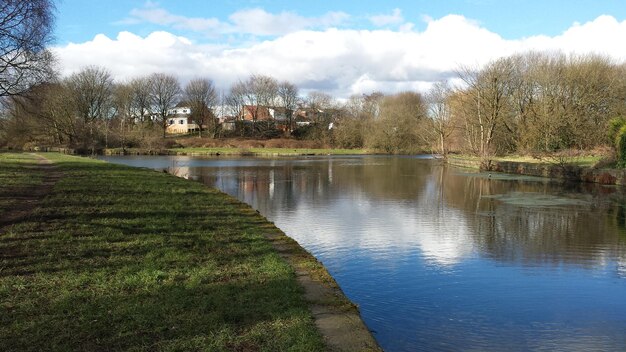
[369,8,404,27]
[128,7,224,32]
[53,15,626,98]
[228,8,349,36]
[520,15,626,57]
[124,4,349,37]
[370,9,404,27]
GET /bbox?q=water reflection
[101,155,626,352]
[169,156,626,269]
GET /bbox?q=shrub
[608,116,626,143]
[616,126,626,168]
[609,117,626,168]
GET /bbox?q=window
[179,119,184,124]
[169,119,174,125]
[182,109,188,113]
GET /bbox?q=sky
[52,0,626,97]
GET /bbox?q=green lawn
[0,153,45,216]
[0,153,326,351]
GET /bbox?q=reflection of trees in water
[185,157,436,214]
[180,157,626,268]
[440,167,626,268]
[329,158,435,200]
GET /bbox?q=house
[220,116,237,131]
[293,108,317,126]
[268,107,289,121]
[268,107,292,132]
[294,114,313,127]
[165,103,199,134]
[294,108,344,128]
[240,105,271,121]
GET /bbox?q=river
[100,154,626,352]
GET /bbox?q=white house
[165,104,199,134]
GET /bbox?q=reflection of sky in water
[100,155,626,352]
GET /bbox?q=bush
[333,119,364,149]
[608,116,626,143]
[616,125,626,168]
[608,117,626,168]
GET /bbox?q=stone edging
[448,157,626,186]
[262,230,381,351]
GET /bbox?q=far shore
[105,146,371,156]
[446,154,626,186]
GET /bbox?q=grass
[0,153,45,216]
[493,154,602,167]
[0,152,327,351]
[448,153,603,168]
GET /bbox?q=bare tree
[250,74,278,107]
[112,82,135,149]
[41,83,79,145]
[427,81,454,156]
[184,78,217,138]
[67,66,114,124]
[277,81,299,133]
[306,91,337,124]
[227,80,246,116]
[227,74,278,135]
[368,92,427,153]
[306,91,335,110]
[226,81,247,136]
[4,82,67,146]
[0,0,56,97]
[66,66,114,152]
[457,58,514,158]
[248,74,278,132]
[149,73,180,137]
[129,76,152,124]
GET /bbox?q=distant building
[240,105,272,122]
[220,116,237,131]
[165,103,199,134]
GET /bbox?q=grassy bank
[0,153,46,215]
[445,153,626,185]
[448,153,604,168]
[0,153,332,351]
[169,147,369,156]
[102,146,369,156]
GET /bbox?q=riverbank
[0,153,379,351]
[447,154,626,186]
[104,147,369,156]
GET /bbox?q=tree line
[333,52,626,158]
[2,0,625,157]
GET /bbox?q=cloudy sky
[53,0,626,97]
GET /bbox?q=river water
[100,155,626,351]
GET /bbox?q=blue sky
[56,0,626,43]
[52,1,626,96]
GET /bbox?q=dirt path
[0,154,63,233]
[265,232,381,351]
